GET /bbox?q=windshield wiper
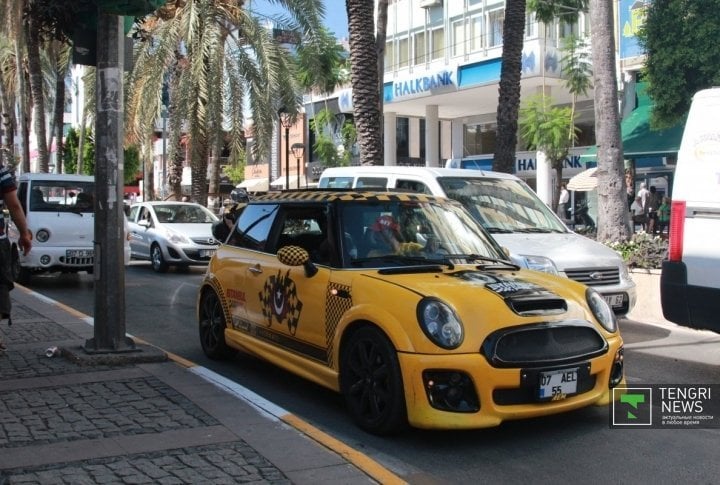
[514,227,564,233]
[485,227,514,233]
[442,253,521,270]
[351,254,449,270]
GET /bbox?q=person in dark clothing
[0,164,33,351]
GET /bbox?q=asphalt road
[24,263,720,483]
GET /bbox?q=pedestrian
[557,183,569,220]
[0,163,33,351]
[657,196,671,235]
[645,186,661,234]
[637,182,650,209]
[630,196,646,232]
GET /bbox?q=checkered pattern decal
[259,269,303,335]
[325,283,352,368]
[277,245,308,266]
[252,190,454,205]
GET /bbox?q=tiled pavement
[0,287,394,484]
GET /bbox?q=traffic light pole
[84,11,134,354]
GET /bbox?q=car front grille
[59,256,94,266]
[481,321,608,368]
[564,267,620,286]
[191,237,218,246]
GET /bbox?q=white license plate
[200,249,216,258]
[539,367,578,400]
[66,249,93,258]
[602,293,624,308]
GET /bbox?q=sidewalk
[0,287,402,484]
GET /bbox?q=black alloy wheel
[340,326,407,435]
[198,289,233,359]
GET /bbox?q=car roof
[319,165,521,181]
[18,173,95,182]
[131,201,205,207]
[250,189,456,205]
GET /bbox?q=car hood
[162,222,215,239]
[491,232,623,270]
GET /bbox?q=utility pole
[84,11,134,353]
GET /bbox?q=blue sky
[248,0,349,39]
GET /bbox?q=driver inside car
[366,215,423,257]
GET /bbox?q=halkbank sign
[392,69,456,100]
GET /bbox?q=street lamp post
[279,110,293,190]
[161,105,167,199]
[291,143,305,190]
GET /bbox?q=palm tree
[346,0,382,165]
[495,0,588,175]
[588,0,631,242]
[128,0,324,204]
[24,2,50,172]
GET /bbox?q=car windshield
[28,181,95,213]
[437,177,568,233]
[339,199,508,269]
[153,204,218,224]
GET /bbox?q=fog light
[40,255,51,265]
[423,370,479,413]
[609,346,624,388]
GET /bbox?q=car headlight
[35,229,50,243]
[520,255,559,275]
[619,261,631,281]
[164,227,191,244]
[586,288,617,333]
[417,298,464,349]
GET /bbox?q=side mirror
[138,219,151,228]
[212,220,230,242]
[277,245,318,277]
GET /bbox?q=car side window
[396,179,431,194]
[273,206,329,264]
[228,204,278,251]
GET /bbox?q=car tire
[198,289,233,359]
[340,326,408,435]
[150,243,169,273]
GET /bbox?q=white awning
[269,175,309,190]
[238,178,269,192]
[567,167,598,192]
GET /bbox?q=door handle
[249,264,263,274]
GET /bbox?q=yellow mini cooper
[198,190,625,434]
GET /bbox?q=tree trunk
[376,0,388,147]
[25,14,49,172]
[494,0,526,174]
[0,82,16,157]
[347,0,382,165]
[52,59,66,173]
[77,108,87,174]
[14,32,31,173]
[589,0,631,243]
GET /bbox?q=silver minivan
[319,166,636,316]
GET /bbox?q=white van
[7,173,130,284]
[319,166,636,316]
[661,88,720,332]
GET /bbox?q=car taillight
[667,200,686,261]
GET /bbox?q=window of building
[463,124,497,156]
[470,15,483,52]
[488,9,504,47]
[525,12,537,39]
[431,27,444,60]
[559,20,579,39]
[414,31,427,65]
[385,40,394,71]
[398,37,410,68]
[452,19,466,57]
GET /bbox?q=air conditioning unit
[419,0,442,8]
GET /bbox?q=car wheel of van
[150,244,169,273]
[340,326,407,435]
[198,289,233,359]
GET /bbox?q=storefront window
[397,117,409,159]
[463,124,496,156]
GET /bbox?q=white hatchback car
[127,201,219,272]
